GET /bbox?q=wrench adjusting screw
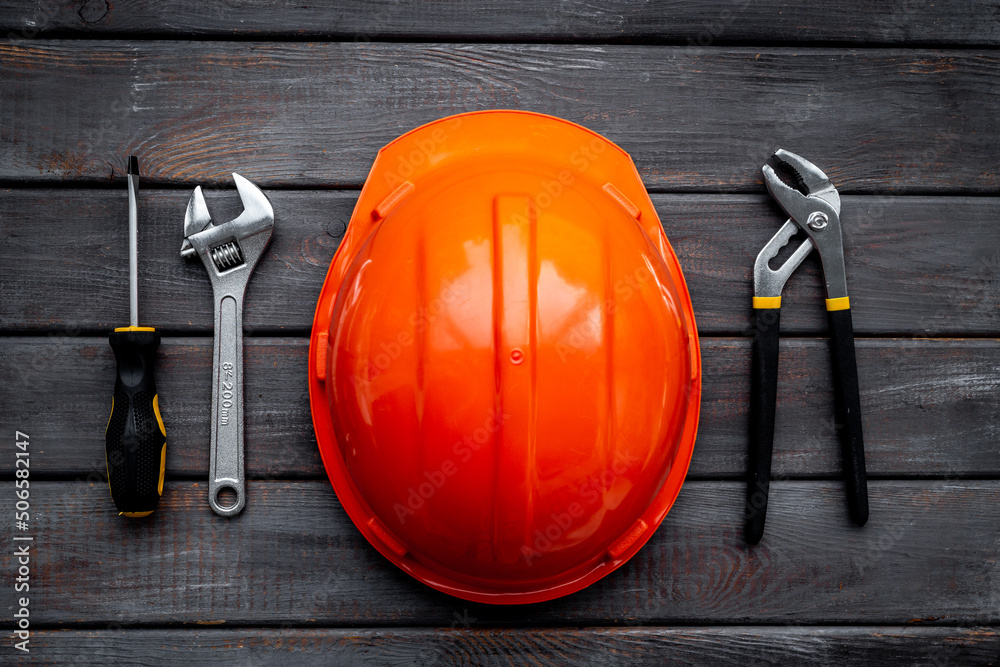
[210,241,246,271]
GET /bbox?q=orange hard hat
[308,110,701,604]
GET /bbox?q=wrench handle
[209,294,246,516]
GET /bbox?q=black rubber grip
[827,308,869,526]
[106,329,165,514]
[745,307,781,545]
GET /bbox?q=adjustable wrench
[182,174,274,517]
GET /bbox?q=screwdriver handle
[105,327,166,517]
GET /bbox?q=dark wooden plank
[22,627,1000,665]
[2,42,998,192]
[0,189,344,335]
[2,337,998,478]
[3,1,999,46]
[1,338,320,479]
[4,480,998,624]
[2,190,997,336]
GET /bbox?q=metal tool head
[762,149,841,221]
[181,186,212,258]
[774,149,839,208]
[761,150,848,299]
[180,173,274,280]
[127,156,141,327]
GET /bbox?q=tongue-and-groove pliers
[745,149,869,544]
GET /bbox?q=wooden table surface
[2,2,999,664]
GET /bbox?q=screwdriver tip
[128,155,140,177]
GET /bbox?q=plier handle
[745,150,869,545]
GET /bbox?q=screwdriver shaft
[127,156,140,328]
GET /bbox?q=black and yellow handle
[825,297,869,527]
[745,296,782,545]
[106,326,166,517]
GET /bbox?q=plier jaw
[761,149,848,301]
[764,148,841,217]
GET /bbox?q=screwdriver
[105,156,167,517]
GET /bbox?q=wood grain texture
[1,337,998,478]
[2,5,998,654]
[21,627,1000,666]
[3,480,998,625]
[3,1,999,46]
[2,42,999,192]
[2,190,997,336]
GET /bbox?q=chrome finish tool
[182,174,274,517]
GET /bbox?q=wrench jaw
[182,174,275,282]
[180,186,212,259]
[232,173,274,230]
